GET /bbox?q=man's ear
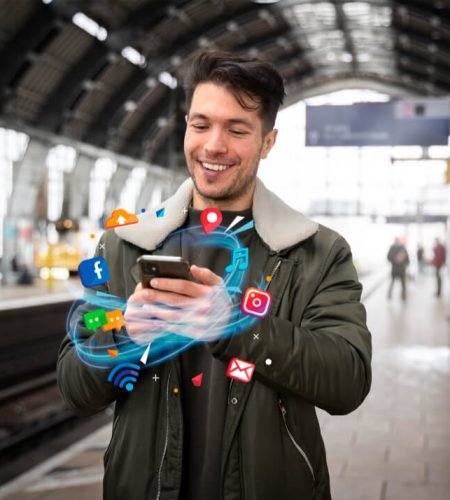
[261,128,278,159]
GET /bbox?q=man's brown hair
[184,50,285,133]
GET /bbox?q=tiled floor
[319,270,449,500]
[0,271,448,499]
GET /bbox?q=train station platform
[0,269,448,500]
[0,279,75,311]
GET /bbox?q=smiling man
[184,80,277,210]
[58,51,372,500]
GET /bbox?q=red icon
[241,288,272,318]
[191,373,203,387]
[226,358,255,383]
[200,208,222,233]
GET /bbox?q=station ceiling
[0,0,449,168]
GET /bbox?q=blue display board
[305,102,450,147]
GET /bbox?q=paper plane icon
[191,373,203,387]
[156,207,165,218]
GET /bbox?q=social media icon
[226,357,255,383]
[104,208,138,229]
[191,373,203,387]
[156,207,165,218]
[241,287,272,318]
[200,208,222,233]
[102,310,126,331]
[83,308,107,332]
[78,257,110,287]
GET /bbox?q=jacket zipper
[156,369,171,500]
[227,379,234,404]
[278,400,315,481]
[264,259,282,291]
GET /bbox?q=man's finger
[190,265,224,286]
[149,277,209,298]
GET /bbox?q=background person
[431,238,446,297]
[387,237,409,301]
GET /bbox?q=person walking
[431,238,446,297]
[416,243,425,275]
[387,237,410,301]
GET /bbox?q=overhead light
[124,101,138,113]
[358,53,371,62]
[121,46,146,67]
[391,146,423,160]
[145,77,157,88]
[72,12,107,41]
[340,52,353,62]
[251,0,281,3]
[226,21,239,32]
[42,0,53,4]
[158,72,178,89]
[428,146,449,158]
[157,117,168,128]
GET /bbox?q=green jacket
[57,177,372,500]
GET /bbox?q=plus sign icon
[78,257,110,288]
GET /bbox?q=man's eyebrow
[188,113,209,121]
[188,113,254,129]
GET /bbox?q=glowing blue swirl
[67,224,264,371]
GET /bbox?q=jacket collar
[115,177,318,252]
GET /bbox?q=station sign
[306,101,450,147]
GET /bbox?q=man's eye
[192,124,207,130]
[230,129,247,135]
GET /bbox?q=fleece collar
[115,177,318,253]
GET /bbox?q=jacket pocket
[278,399,315,482]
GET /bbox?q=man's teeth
[202,162,230,172]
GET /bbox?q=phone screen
[137,256,192,288]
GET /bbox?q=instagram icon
[241,288,272,318]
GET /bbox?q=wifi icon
[108,362,141,392]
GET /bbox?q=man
[387,237,409,301]
[58,51,372,500]
[431,237,446,297]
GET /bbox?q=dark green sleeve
[57,235,121,415]
[209,236,372,415]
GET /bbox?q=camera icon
[241,287,272,318]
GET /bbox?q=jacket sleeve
[209,236,372,415]
[57,237,121,416]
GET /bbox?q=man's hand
[124,265,232,345]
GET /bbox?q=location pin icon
[200,208,222,233]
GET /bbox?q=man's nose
[205,129,227,155]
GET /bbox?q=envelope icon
[226,357,255,383]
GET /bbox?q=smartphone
[137,255,193,288]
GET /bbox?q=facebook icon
[78,257,110,288]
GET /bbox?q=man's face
[184,82,277,210]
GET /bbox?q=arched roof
[0,0,449,167]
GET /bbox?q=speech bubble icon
[102,310,126,332]
[84,309,107,332]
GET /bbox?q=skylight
[121,46,146,67]
[72,12,107,41]
[158,72,178,90]
[293,2,337,30]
